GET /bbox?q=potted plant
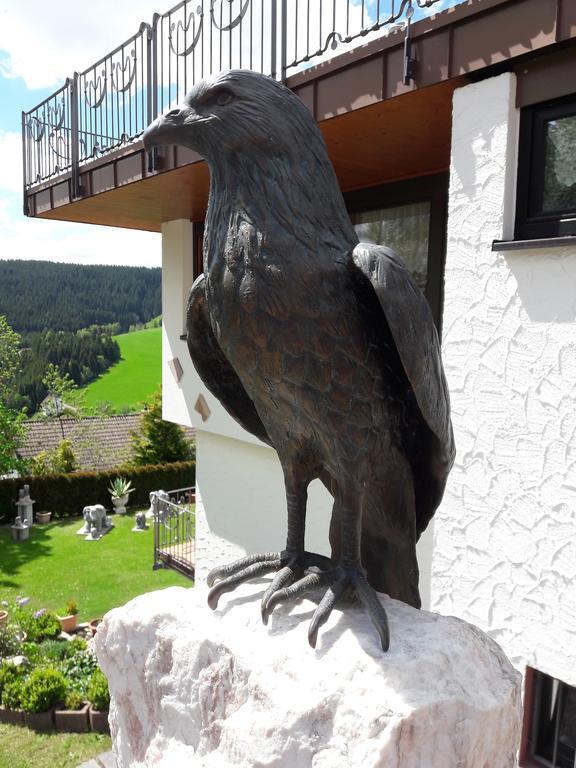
[20,666,67,732]
[54,690,90,732]
[36,510,52,524]
[58,600,79,634]
[87,668,110,734]
[108,476,134,514]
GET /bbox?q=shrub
[2,675,27,710]
[0,460,195,523]
[63,689,85,711]
[87,669,109,711]
[59,645,98,697]
[0,624,23,658]
[20,667,67,713]
[0,662,26,706]
[38,639,69,663]
[31,440,79,476]
[22,611,61,643]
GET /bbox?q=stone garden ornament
[143,70,455,651]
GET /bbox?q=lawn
[80,327,161,413]
[0,725,110,768]
[0,511,192,622]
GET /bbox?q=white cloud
[0,1,162,89]
[0,131,159,267]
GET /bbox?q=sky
[0,0,453,269]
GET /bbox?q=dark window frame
[516,94,576,241]
[521,667,576,768]
[344,173,449,334]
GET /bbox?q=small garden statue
[15,485,34,527]
[146,490,169,522]
[11,514,30,542]
[77,504,113,541]
[132,511,148,532]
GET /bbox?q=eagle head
[144,69,324,168]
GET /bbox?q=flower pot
[58,614,78,633]
[36,511,52,524]
[89,618,102,637]
[0,610,7,625]
[89,706,110,734]
[55,702,89,732]
[0,707,25,726]
[112,494,129,514]
[25,708,54,732]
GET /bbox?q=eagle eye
[214,89,234,107]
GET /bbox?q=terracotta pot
[58,614,78,633]
[25,709,54,732]
[89,706,110,734]
[36,511,52,524]
[0,610,7,625]
[0,707,25,726]
[54,703,89,732]
[89,618,102,637]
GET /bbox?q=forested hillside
[0,260,161,333]
[12,328,121,413]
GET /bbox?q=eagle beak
[142,105,194,150]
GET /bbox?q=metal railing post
[21,111,29,215]
[70,73,83,199]
[270,0,277,80]
[280,0,287,83]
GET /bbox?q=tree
[41,363,79,438]
[0,315,21,404]
[131,390,194,466]
[0,403,28,476]
[0,316,28,476]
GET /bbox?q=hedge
[0,461,195,524]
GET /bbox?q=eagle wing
[186,274,272,447]
[351,242,455,535]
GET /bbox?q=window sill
[492,236,576,252]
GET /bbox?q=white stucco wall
[161,219,435,607]
[434,72,576,685]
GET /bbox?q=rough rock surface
[95,583,521,768]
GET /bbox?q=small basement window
[516,94,576,240]
[523,668,576,767]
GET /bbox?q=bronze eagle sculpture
[143,69,454,651]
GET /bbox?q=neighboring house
[18,414,195,472]
[21,0,576,763]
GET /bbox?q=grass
[0,725,110,768]
[80,327,161,413]
[0,511,192,622]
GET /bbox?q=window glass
[352,201,430,292]
[534,672,576,767]
[543,114,576,212]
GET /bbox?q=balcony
[21,0,576,230]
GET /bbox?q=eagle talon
[306,567,390,651]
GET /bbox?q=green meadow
[80,327,161,412]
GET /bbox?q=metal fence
[152,486,196,579]
[22,0,445,194]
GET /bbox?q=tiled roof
[18,414,195,472]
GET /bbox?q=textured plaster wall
[433,73,576,685]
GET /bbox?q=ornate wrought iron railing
[152,486,196,579]
[22,0,446,198]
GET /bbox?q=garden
[0,505,193,767]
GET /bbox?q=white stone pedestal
[95,584,521,768]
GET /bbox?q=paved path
[77,751,116,768]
